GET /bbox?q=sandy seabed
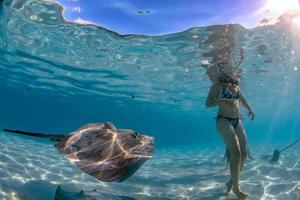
[0,132,300,200]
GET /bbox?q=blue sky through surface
[54,0,299,35]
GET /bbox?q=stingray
[3,122,154,182]
[54,186,135,200]
[222,146,254,169]
[261,138,300,163]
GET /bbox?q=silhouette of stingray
[261,138,300,163]
[3,122,154,182]
[222,146,254,169]
[54,185,136,200]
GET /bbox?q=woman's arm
[239,88,255,120]
[205,84,220,108]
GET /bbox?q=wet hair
[219,75,239,85]
[218,46,231,54]
[231,79,239,86]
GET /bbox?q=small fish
[136,10,151,15]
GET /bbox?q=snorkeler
[205,74,254,199]
[201,46,244,83]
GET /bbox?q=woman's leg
[234,120,248,171]
[216,118,248,199]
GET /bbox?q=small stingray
[170,98,178,103]
[54,186,84,200]
[261,138,300,163]
[222,146,254,169]
[54,186,135,200]
[4,122,154,182]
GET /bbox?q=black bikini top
[221,87,240,99]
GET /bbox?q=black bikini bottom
[217,115,239,129]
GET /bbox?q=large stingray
[3,122,154,182]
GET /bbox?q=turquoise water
[1,0,300,199]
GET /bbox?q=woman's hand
[201,60,212,68]
[248,110,255,120]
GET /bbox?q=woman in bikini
[205,48,254,199]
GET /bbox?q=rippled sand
[1,132,300,199]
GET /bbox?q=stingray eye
[131,132,138,139]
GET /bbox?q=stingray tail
[3,129,64,142]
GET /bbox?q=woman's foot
[225,180,232,195]
[233,188,248,200]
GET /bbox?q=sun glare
[292,16,300,24]
[265,0,299,13]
